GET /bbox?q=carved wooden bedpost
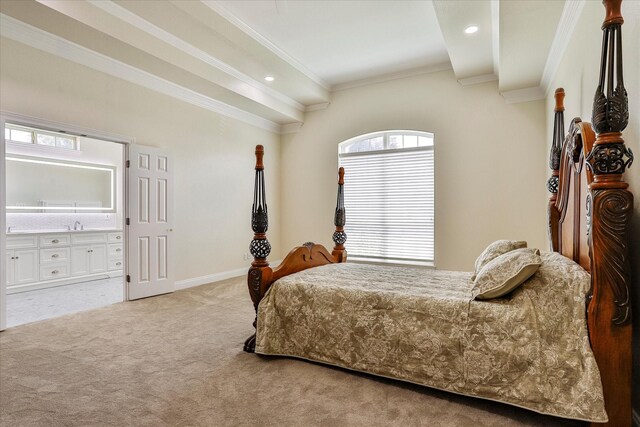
[547,88,565,251]
[331,167,347,262]
[244,145,273,353]
[585,0,634,425]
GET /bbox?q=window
[4,124,79,150]
[339,130,434,265]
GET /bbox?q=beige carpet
[0,277,578,427]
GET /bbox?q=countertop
[6,228,123,236]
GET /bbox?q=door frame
[0,110,133,331]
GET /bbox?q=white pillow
[472,240,528,280]
[472,248,541,300]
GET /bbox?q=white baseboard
[7,271,122,294]
[633,408,640,427]
[174,260,282,291]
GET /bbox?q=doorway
[1,115,128,329]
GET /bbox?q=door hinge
[126,160,130,168]
[126,274,131,283]
[126,218,130,226]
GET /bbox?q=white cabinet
[40,263,70,281]
[7,249,39,286]
[108,232,123,242]
[107,235,124,273]
[5,230,123,293]
[39,234,71,247]
[71,245,108,276]
[90,245,107,273]
[7,235,38,249]
[6,236,39,287]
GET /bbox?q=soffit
[499,0,565,92]
[433,0,494,82]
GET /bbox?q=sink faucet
[7,226,12,233]
[73,221,83,231]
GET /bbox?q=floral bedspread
[255,252,606,422]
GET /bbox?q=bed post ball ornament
[250,238,271,259]
[332,231,347,245]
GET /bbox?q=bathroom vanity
[6,229,123,293]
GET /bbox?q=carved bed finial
[332,167,347,262]
[547,89,565,195]
[547,89,566,251]
[554,87,565,112]
[591,0,628,136]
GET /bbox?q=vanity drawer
[40,247,70,264]
[6,235,38,249]
[71,233,107,245]
[39,234,71,248]
[108,259,124,271]
[108,232,124,243]
[108,243,124,258]
[40,263,70,281]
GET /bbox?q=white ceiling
[0,0,578,132]
[214,0,450,86]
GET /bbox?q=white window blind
[339,133,434,264]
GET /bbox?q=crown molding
[540,0,586,95]
[305,102,330,112]
[331,62,452,92]
[87,0,304,113]
[500,86,545,104]
[280,122,303,134]
[202,0,330,91]
[0,13,281,134]
[458,73,497,87]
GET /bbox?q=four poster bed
[242,1,633,425]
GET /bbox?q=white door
[13,249,38,285]
[89,245,108,274]
[127,145,174,300]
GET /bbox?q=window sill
[347,256,435,269]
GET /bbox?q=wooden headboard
[547,104,596,271]
[547,1,633,425]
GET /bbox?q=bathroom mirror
[6,155,116,213]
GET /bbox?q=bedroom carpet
[0,276,577,427]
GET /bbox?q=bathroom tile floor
[6,277,124,328]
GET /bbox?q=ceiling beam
[0,13,282,133]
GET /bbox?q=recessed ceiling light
[465,25,479,34]
[264,76,275,82]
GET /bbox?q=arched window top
[339,130,433,155]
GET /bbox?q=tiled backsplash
[7,213,117,231]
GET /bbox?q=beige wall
[0,37,282,282]
[281,69,548,271]
[544,0,640,413]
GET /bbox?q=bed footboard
[244,146,347,352]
